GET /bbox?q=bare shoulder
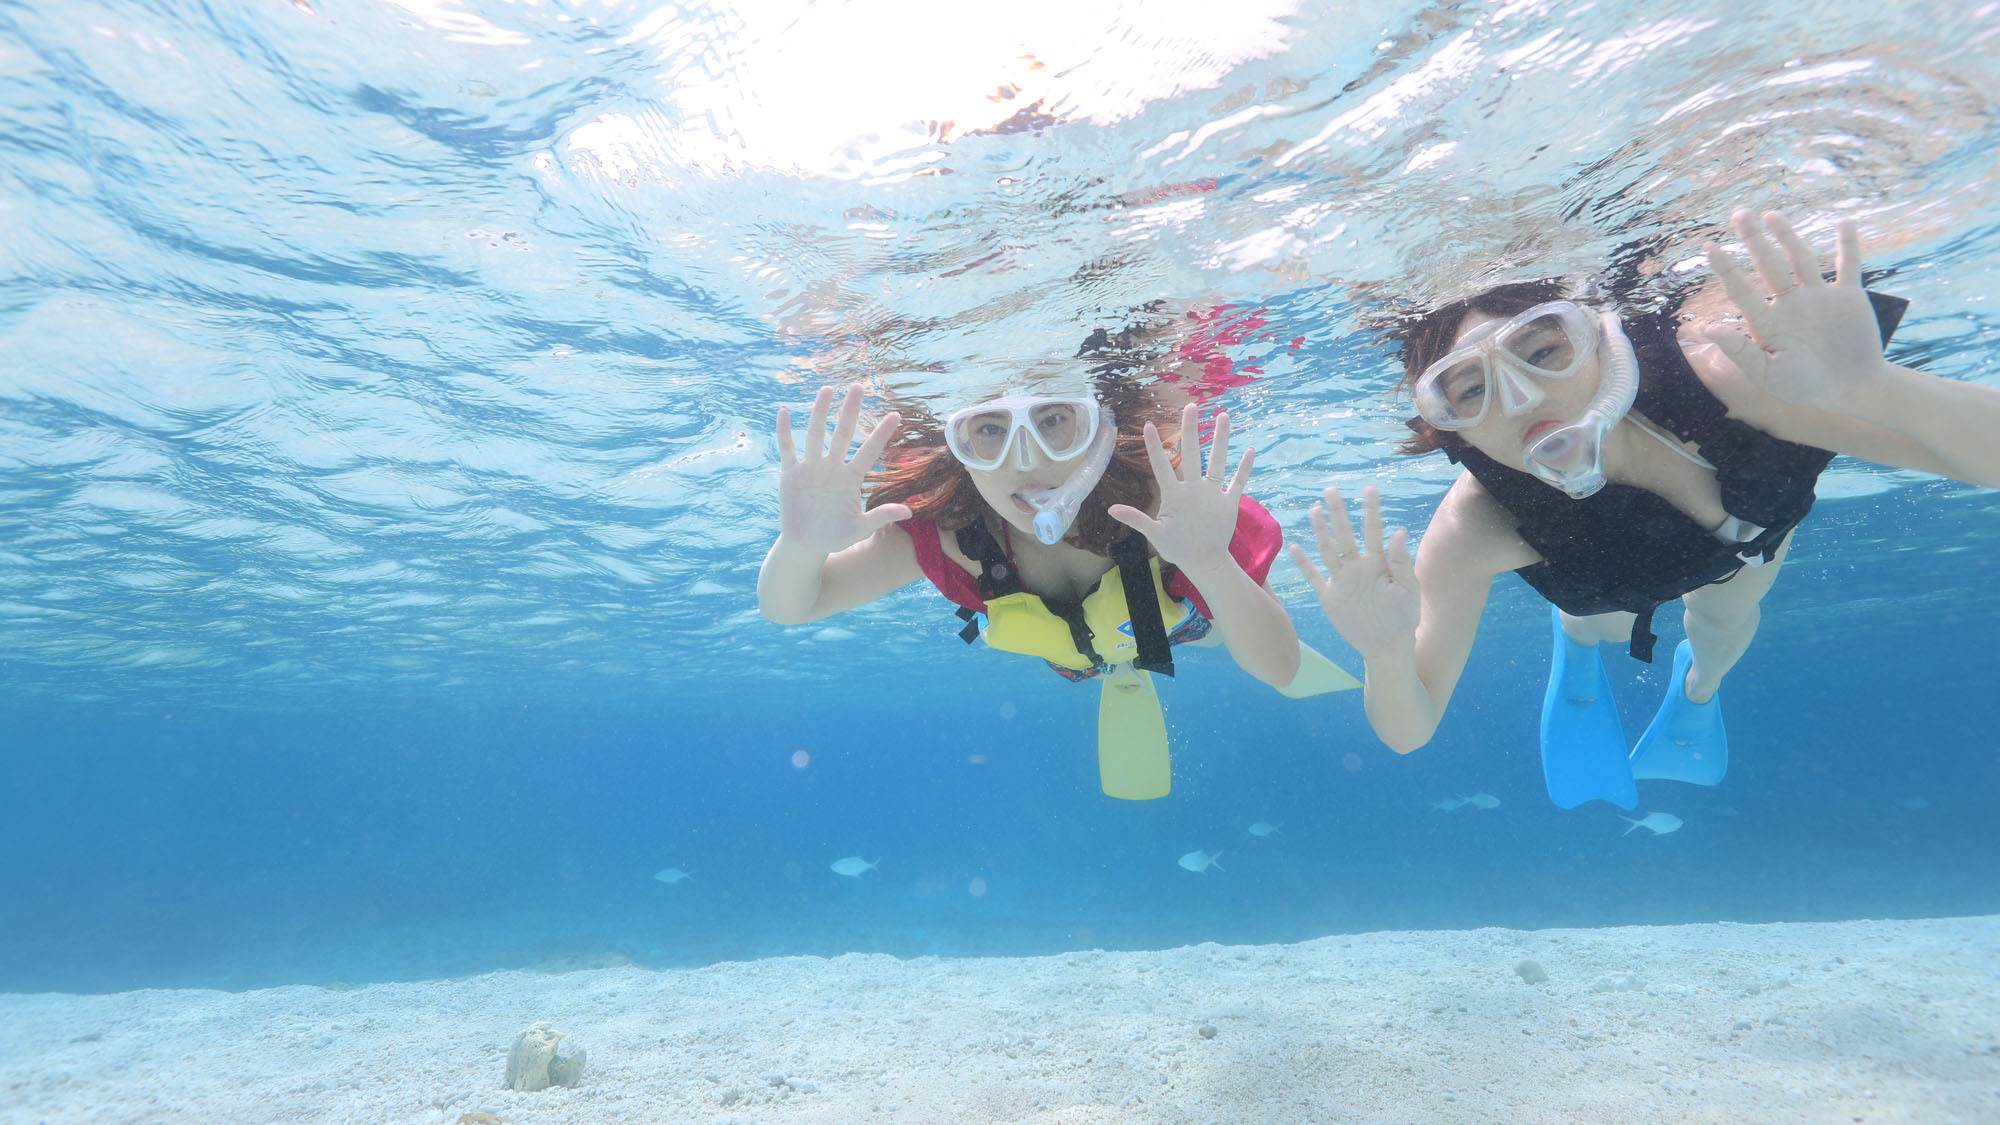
[868,518,923,573]
[830,519,924,583]
[1422,472,1539,577]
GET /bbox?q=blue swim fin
[1539,607,1638,810]
[1628,640,1728,786]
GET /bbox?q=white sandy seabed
[3,916,1997,1125]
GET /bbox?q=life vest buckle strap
[1050,597,1107,671]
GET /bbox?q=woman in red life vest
[759,373,1353,799]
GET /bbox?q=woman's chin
[1002,510,1041,537]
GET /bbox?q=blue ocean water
[2,1,1997,996]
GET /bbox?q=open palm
[1288,483,1419,660]
[1703,209,1890,410]
[774,383,910,556]
[1107,403,1250,575]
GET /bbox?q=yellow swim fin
[1277,642,1362,698]
[1098,663,1170,800]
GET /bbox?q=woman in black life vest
[1290,208,2000,810]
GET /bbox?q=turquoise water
[2,1,1996,995]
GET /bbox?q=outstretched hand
[774,383,911,556]
[1287,483,1419,661]
[1107,402,1249,576]
[1697,208,1892,411]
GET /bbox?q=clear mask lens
[1502,312,1584,374]
[945,396,1099,470]
[1413,301,1597,430]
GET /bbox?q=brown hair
[865,376,1178,556]
[1391,279,1575,455]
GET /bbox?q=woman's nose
[1014,432,1039,470]
[1494,367,1546,417]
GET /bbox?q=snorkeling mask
[1411,299,1639,499]
[943,394,1117,544]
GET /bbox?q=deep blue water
[4,0,1999,997]
[7,487,1994,994]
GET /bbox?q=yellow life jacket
[953,523,1185,676]
[981,555,1196,671]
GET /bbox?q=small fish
[829,856,880,878]
[1897,796,1929,811]
[1433,797,1467,812]
[652,867,694,885]
[1461,793,1501,810]
[1178,849,1224,873]
[1247,821,1282,838]
[1622,812,1684,836]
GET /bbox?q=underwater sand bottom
[4,916,1997,1125]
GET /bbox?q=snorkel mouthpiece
[1030,508,1066,546]
[1523,311,1638,499]
[1023,405,1117,544]
[1524,422,1609,498]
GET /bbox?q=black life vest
[1444,291,1908,661]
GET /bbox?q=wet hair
[1391,279,1575,456]
[865,375,1178,556]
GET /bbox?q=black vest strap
[958,519,1107,665]
[956,522,1023,600]
[953,522,1019,645]
[1630,605,1658,664]
[1111,532,1175,677]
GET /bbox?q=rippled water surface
[2,1,1998,991]
[5,0,1995,704]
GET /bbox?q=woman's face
[1445,308,1605,471]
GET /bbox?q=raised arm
[757,383,923,624]
[1108,404,1301,688]
[1290,477,1530,752]
[1687,209,2000,488]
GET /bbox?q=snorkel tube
[1022,405,1118,544]
[1521,311,1638,499]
